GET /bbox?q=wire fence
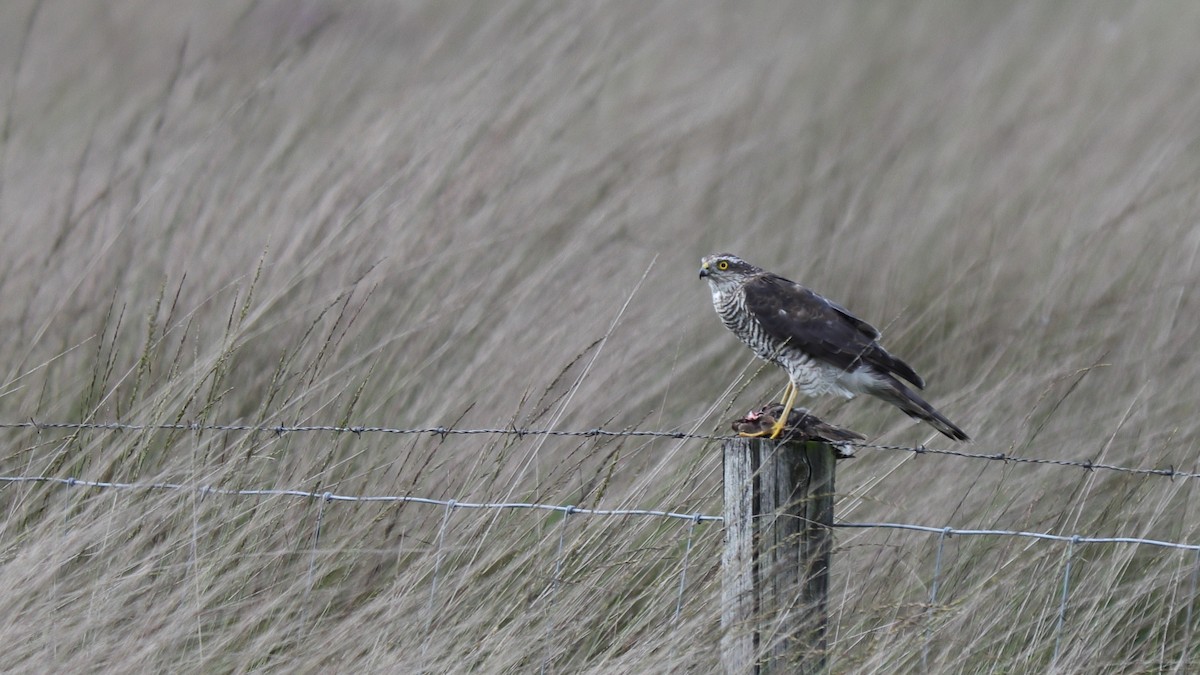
[0,473,723,522]
[2,420,1198,668]
[2,467,1199,665]
[3,472,1196,550]
[4,418,1199,480]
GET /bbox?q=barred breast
[713,289,770,358]
[713,286,855,398]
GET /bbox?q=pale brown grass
[1,1,1199,672]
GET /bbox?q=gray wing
[743,274,926,389]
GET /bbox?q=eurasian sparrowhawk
[699,253,968,441]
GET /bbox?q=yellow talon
[767,419,787,439]
[735,382,801,440]
[769,382,801,440]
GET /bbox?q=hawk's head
[699,253,761,289]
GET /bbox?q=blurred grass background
[1,1,1200,672]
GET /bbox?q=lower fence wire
[2,472,1199,669]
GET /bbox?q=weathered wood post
[721,438,835,674]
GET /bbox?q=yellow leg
[738,382,796,439]
[768,382,800,439]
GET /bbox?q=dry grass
[1,1,1199,672]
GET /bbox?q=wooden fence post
[721,437,835,674]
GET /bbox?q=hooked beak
[699,262,710,279]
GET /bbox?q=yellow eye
[717,260,729,271]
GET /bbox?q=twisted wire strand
[3,419,1197,480]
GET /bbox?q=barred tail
[871,375,970,442]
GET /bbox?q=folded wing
[742,274,926,389]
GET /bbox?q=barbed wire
[0,419,719,441]
[3,418,1199,481]
[4,424,1194,672]
[2,472,1198,552]
[847,439,1200,480]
